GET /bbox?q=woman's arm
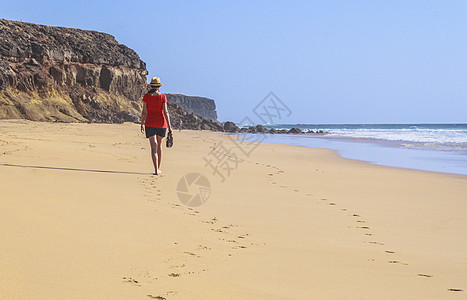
[162,102,172,133]
[140,102,147,133]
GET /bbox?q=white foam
[324,128,467,146]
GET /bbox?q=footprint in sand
[205,217,218,224]
[183,251,200,257]
[388,260,408,265]
[385,250,395,254]
[366,241,384,245]
[447,289,463,292]
[232,245,247,249]
[417,274,433,278]
[197,245,212,250]
[147,295,166,300]
[122,277,141,286]
[201,219,215,224]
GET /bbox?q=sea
[233,123,467,176]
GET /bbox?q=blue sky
[2,0,467,124]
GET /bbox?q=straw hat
[149,77,162,87]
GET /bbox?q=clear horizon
[2,0,467,124]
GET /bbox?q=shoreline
[225,132,467,176]
[1,120,466,299]
[260,140,467,180]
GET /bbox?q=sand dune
[0,120,466,299]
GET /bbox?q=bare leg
[149,136,159,174]
[156,134,163,171]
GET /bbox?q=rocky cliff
[166,94,218,121]
[0,19,147,123]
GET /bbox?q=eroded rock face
[0,19,148,123]
[166,94,218,121]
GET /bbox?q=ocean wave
[324,128,467,146]
[263,124,467,150]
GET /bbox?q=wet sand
[0,120,466,299]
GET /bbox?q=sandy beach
[0,119,466,299]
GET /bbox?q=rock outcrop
[235,126,325,134]
[222,121,239,133]
[167,101,223,131]
[0,19,147,123]
[166,94,218,121]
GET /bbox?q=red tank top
[142,93,167,128]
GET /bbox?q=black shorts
[145,126,167,138]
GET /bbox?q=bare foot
[153,170,162,175]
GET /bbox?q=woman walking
[140,77,172,175]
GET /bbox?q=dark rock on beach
[254,125,268,133]
[223,121,240,133]
[288,127,303,134]
[231,125,323,135]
